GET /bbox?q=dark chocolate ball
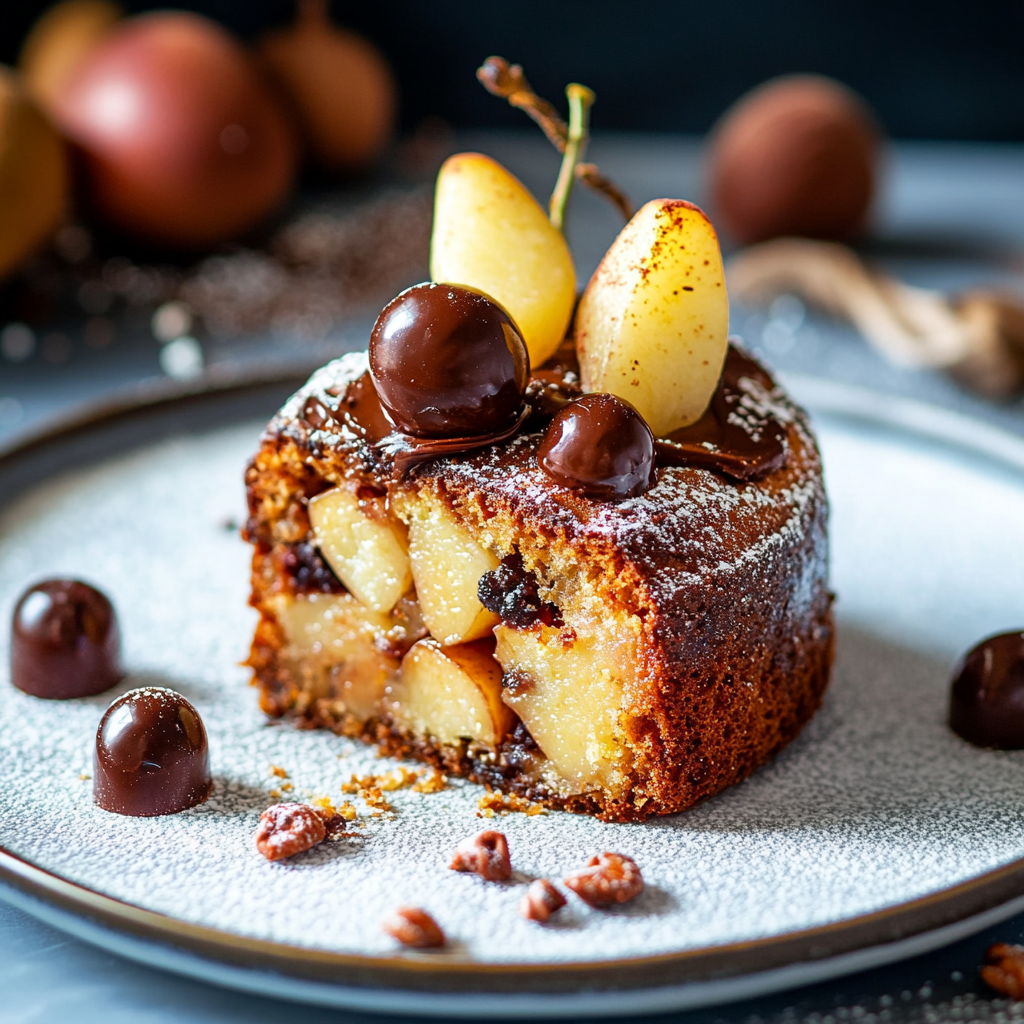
[11,579,122,699]
[949,631,1024,749]
[369,282,529,439]
[537,393,656,500]
[94,687,213,816]
[708,75,879,245]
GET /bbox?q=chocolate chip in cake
[449,829,513,881]
[478,553,561,629]
[369,282,529,438]
[11,580,122,699]
[538,393,656,500]
[94,687,213,816]
[949,631,1024,749]
[281,542,345,595]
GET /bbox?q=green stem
[548,84,595,232]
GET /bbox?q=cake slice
[244,342,832,823]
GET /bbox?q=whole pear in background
[50,12,297,250]
[0,67,69,279]
[708,75,879,245]
[258,0,396,173]
[18,0,122,116]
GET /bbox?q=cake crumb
[412,769,447,793]
[310,797,363,838]
[269,765,289,778]
[78,773,91,781]
[477,791,546,817]
[378,768,422,791]
[269,789,281,799]
[311,796,359,821]
[280,782,294,793]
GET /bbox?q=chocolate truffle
[11,579,122,699]
[369,282,529,438]
[949,631,1024,749]
[538,393,655,500]
[94,686,213,815]
[708,75,879,245]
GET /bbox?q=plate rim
[3,368,1024,1007]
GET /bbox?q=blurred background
[4,0,1024,139]
[1,0,1023,444]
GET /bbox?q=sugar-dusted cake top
[267,340,823,598]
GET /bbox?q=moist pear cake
[244,341,833,823]
[244,136,833,823]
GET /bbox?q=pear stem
[548,84,594,232]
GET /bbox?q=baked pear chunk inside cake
[244,147,833,822]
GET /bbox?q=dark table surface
[3,132,1024,1023]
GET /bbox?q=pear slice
[390,638,515,746]
[430,152,576,367]
[495,623,633,792]
[308,485,412,614]
[400,497,500,646]
[273,591,397,720]
[575,199,730,437]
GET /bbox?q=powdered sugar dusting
[2,414,1024,968]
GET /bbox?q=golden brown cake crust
[244,348,834,822]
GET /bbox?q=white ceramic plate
[2,374,1024,1018]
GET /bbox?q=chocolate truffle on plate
[708,74,879,245]
[11,579,122,699]
[949,631,1024,749]
[94,686,212,815]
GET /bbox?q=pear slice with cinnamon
[575,199,730,437]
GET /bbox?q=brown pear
[257,0,396,172]
[0,67,69,279]
[18,0,123,115]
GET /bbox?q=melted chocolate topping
[332,370,393,443]
[949,631,1024,749]
[380,404,532,477]
[655,345,788,481]
[333,342,786,487]
[11,579,122,699]
[94,687,213,816]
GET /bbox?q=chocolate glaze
[94,687,213,816]
[338,339,784,488]
[11,580,122,699]
[379,405,531,477]
[656,345,788,481]
[538,393,656,500]
[369,283,529,439]
[332,370,393,443]
[949,631,1024,749]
